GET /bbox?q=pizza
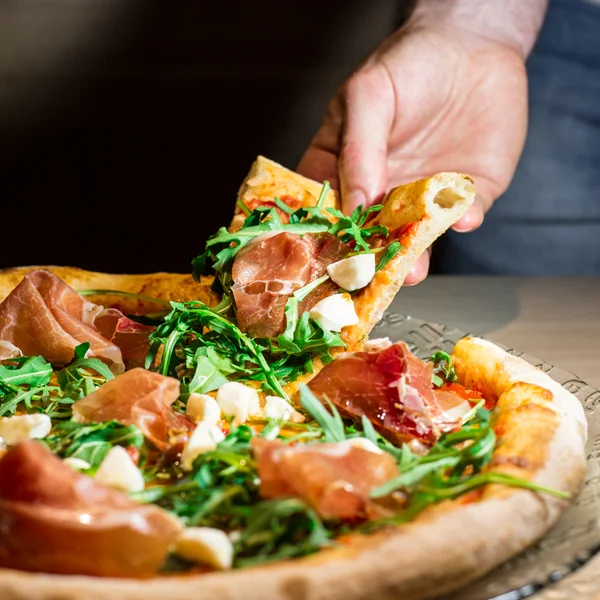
[0,157,587,600]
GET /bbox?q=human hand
[298,0,547,284]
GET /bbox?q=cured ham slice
[94,309,154,369]
[0,441,181,577]
[252,438,398,520]
[308,341,459,444]
[0,270,124,372]
[72,368,194,450]
[232,232,350,338]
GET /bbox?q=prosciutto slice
[0,270,124,371]
[308,341,459,444]
[72,368,195,450]
[232,232,350,338]
[252,438,398,520]
[94,309,154,369]
[0,441,181,577]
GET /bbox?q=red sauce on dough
[244,196,302,223]
[440,382,496,410]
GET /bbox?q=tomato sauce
[245,196,302,223]
[440,382,496,410]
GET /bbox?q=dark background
[0,1,409,273]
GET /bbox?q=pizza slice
[224,155,475,350]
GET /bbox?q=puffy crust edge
[0,337,587,600]
[0,266,218,314]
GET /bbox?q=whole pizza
[0,157,587,600]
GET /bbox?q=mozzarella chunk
[309,293,359,332]
[264,395,294,421]
[180,422,225,471]
[63,457,92,471]
[264,395,306,423]
[174,527,233,570]
[94,446,145,493]
[186,393,222,425]
[0,414,51,446]
[327,253,376,291]
[344,437,383,454]
[216,382,261,425]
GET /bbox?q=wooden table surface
[393,276,600,599]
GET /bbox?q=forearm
[408,0,549,58]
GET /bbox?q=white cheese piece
[264,395,295,421]
[180,422,225,471]
[309,293,359,332]
[63,457,92,471]
[94,446,145,493]
[267,397,305,423]
[216,382,261,425]
[0,414,52,446]
[344,437,383,454]
[327,253,376,291]
[174,527,233,570]
[186,393,222,425]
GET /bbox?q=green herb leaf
[299,385,345,443]
[376,241,402,272]
[429,351,458,387]
[45,421,144,469]
[0,356,52,390]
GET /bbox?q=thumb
[339,69,395,215]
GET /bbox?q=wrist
[407,0,549,59]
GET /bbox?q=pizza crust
[0,266,218,314]
[0,336,586,600]
[343,173,475,349]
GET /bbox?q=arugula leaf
[326,205,387,252]
[277,276,345,363]
[273,197,295,215]
[376,241,402,272]
[57,355,114,395]
[234,498,331,567]
[299,385,345,443]
[186,347,234,395]
[0,356,52,391]
[429,351,458,387]
[148,301,289,399]
[45,421,144,469]
[236,199,252,216]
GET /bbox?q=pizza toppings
[252,437,399,520]
[0,413,51,446]
[180,421,226,471]
[216,381,262,425]
[326,253,376,291]
[0,441,181,577]
[308,341,458,444]
[94,309,154,369]
[0,270,124,372]
[231,232,351,338]
[186,393,222,425]
[308,292,359,332]
[72,368,194,450]
[94,445,145,493]
[174,527,234,570]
